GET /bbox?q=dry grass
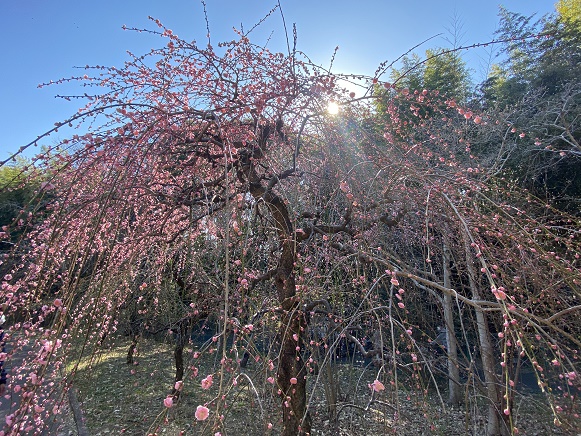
[67,337,579,435]
[69,337,279,435]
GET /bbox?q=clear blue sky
[0,1,556,159]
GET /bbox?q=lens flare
[327,101,339,115]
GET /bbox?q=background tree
[476,4,580,214]
[388,47,470,102]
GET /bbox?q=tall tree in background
[389,48,470,102]
[557,0,581,32]
[423,49,471,102]
[478,3,581,213]
[484,3,581,99]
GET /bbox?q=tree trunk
[322,352,339,436]
[173,344,184,395]
[463,235,507,436]
[126,333,138,365]
[443,242,461,404]
[172,322,187,398]
[244,168,311,435]
[275,227,311,436]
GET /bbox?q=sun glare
[327,101,339,115]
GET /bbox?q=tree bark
[173,344,184,394]
[126,333,138,365]
[242,161,311,435]
[443,242,461,405]
[322,352,339,436]
[463,235,507,436]
[172,322,188,398]
[271,201,311,436]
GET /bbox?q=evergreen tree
[477,4,581,213]
[388,48,470,102]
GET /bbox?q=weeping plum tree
[1,16,580,436]
[0,19,337,435]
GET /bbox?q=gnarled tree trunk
[271,198,311,436]
[243,156,311,435]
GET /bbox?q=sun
[327,101,339,115]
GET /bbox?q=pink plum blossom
[370,379,385,392]
[201,375,213,389]
[195,405,210,421]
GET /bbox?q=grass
[70,339,178,435]
[66,336,579,435]
[69,336,280,435]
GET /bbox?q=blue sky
[0,1,556,159]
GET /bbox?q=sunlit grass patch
[70,337,179,434]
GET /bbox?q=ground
[59,337,580,435]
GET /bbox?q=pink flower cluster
[201,374,213,390]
